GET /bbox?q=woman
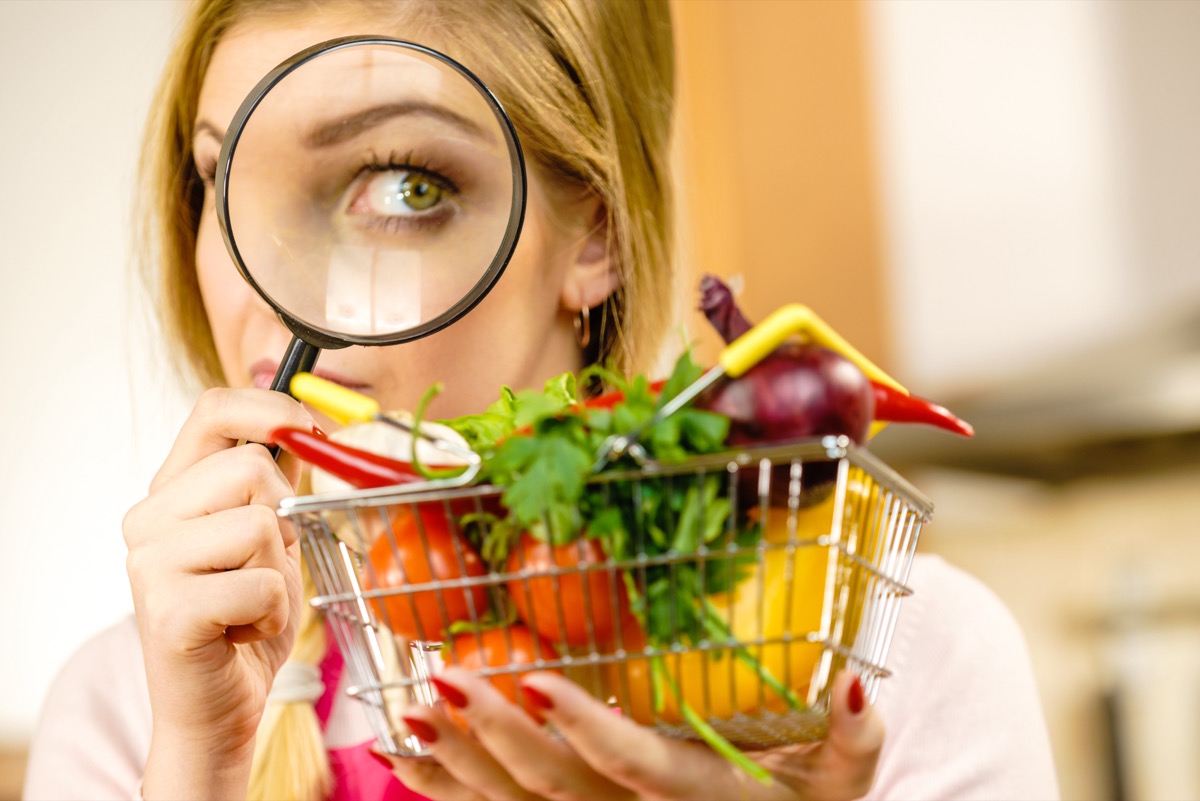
[24,1,1059,799]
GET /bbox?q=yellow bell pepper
[604,500,836,725]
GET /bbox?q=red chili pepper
[870,382,974,437]
[270,427,423,488]
[581,379,668,412]
[508,379,671,439]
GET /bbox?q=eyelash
[190,150,460,226]
[362,150,459,193]
[354,150,460,232]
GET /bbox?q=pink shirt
[315,646,425,801]
[23,555,1059,800]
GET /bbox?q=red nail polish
[847,675,865,715]
[401,716,440,744]
[368,750,396,769]
[311,424,327,438]
[430,677,469,709]
[520,683,555,713]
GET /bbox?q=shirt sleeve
[23,616,151,801]
[868,554,1060,801]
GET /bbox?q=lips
[249,358,369,392]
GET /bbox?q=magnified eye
[346,158,458,227]
[359,170,445,213]
[396,173,443,210]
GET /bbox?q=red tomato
[600,613,655,724]
[505,533,629,648]
[443,626,560,707]
[365,504,489,641]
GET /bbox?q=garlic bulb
[310,412,471,495]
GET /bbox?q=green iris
[398,173,443,211]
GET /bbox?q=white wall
[865,4,1200,797]
[0,2,189,743]
[866,0,1200,395]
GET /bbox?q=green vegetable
[436,351,790,780]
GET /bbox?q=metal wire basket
[281,434,932,757]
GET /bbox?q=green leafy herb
[444,386,519,452]
[434,351,797,780]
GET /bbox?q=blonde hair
[426,0,677,374]
[137,1,676,798]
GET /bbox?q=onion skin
[698,274,753,341]
[700,344,875,447]
[696,274,873,507]
[698,274,873,445]
[698,273,972,440]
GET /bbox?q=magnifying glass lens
[221,39,523,346]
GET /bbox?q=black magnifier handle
[264,335,321,459]
[270,335,321,394]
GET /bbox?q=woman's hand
[377,669,884,801]
[122,388,315,800]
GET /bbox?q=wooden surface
[671,0,890,369]
[0,747,26,801]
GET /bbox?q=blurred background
[1,1,1197,799]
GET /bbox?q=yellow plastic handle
[717,304,906,393]
[290,372,380,425]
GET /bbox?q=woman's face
[192,11,594,422]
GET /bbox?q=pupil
[399,174,440,211]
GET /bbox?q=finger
[129,446,297,539]
[759,672,885,800]
[430,669,635,801]
[138,566,291,649]
[276,448,305,490]
[375,753,487,801]
[226,541,302,645]
[186,567,291,642]
[152,387,315,490]
[127,505,295,643]
[391,703,539,801]
[823,672,885,792]
[516,671,739,800]
[132,505,293,576]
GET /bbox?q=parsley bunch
[437,352,792,784]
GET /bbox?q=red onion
[698,274,753,341]
[697,275,874,446]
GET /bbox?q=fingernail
[368,749,396,769]
[520,683,555,713]
[312,424,327,437]
[847,675,865,715]
[401,715,440,744]
[430,676,469,709]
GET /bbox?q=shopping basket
[280,306,934,758]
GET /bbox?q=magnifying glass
[214,36,526,398]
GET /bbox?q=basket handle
[291,372,381,424]
[720,304,903,391]
[593,304,905,469]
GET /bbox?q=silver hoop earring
[574,306,591,349]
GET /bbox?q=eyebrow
[193,120,224,145]
[304,101,493,148]
[192,101,492,155]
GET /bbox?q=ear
[560,200,620,312]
